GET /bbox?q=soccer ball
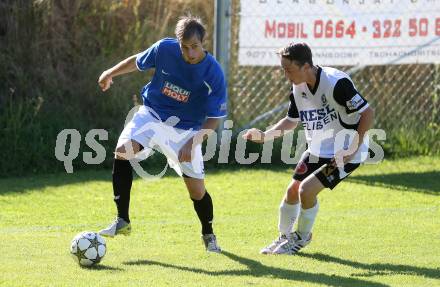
[70,231,106,267]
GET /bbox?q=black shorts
[293,151,360,189]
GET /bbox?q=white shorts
[117,106,204,179]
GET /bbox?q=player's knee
[299,183,314,205]
[287,182,299,196]
[299,182,308,196]
[115,141,139,160]
[188,187,205,201]
[184,177,206,200]
[286,181,300,201]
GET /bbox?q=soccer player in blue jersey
[97,15,226,252]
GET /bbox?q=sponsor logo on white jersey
[299,105,338,130]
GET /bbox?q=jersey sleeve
[206,68,227,118]
[286,91,299,121]
[135,40,161,71]
[333,78,369,114]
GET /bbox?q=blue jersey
[135,38,227,130]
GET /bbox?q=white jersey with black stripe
[287,66,370,162]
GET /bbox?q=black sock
[192,191,214,235]
[112,159,133,223]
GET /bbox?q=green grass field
[1,157,439,287]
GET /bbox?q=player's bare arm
[178,118,220,162]
[98,55,138,91]
[335,106,375,164]
[354,106,375,151]
[243,116,298,144]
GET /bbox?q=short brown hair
[279,42,313,66]
[175,15,206,42]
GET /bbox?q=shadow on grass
[123,251,389,287]
[0,163,290,195]
[0,163,186,195]
[348,171,440,194]
[4,164,438,196]
[297,252,440,279]
[82,264,124,271]
[0,169,111,195]
[81,264,124,271]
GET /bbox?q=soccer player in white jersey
[243,42,374,255]
[97,16,227,252]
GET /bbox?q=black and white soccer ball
[70,231,106,267]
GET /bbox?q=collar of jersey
[306,66,322,95]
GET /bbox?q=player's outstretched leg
[100,141,140,237]
[191,191,221,253]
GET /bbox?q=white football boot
[272,231,312,255]
[99,217,131,237]
[260,234,289,254]
[202,234,222,253]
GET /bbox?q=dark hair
[278,42,313,66]
[175,15,206,42]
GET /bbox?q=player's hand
[98,70,113,92]
[332,149,355,168]
[242,128,265,143]
[178,139,193,162]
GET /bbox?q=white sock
[297,201,320,239]
[278,201,300,235]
